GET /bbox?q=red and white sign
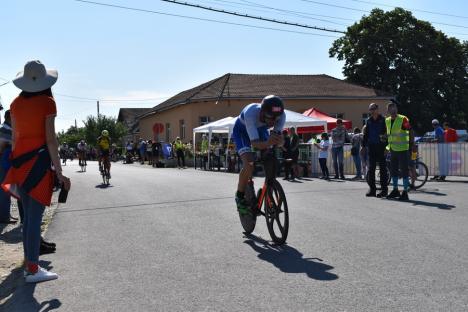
[152,123,164,134]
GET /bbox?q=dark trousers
[176,149,185,167]
[368,144,388,191]
[284,160,293,178]
[390,150,409,178]
[319,158,329,177]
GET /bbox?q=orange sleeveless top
[1,95,57,206]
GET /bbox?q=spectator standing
[0,110,17,224]
[125,140,133,164]
[1,60,70,282]
[146,140,153,165]
[444,122,458,143]
[431,119,447,181]
[351,127,363,180]
[362,103,388,197]
[139,139,147,164]
[360,125,369,178]
[385,101,414,201]
[174,137,186,168]
[331,119,349,179]
[289,127,300,180]
[151,140,160,167]
[281,130,292,180]
[314,133,330,180]
[201,134,209,170]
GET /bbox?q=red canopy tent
[297,108,352,134]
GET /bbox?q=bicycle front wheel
[265,179,289,245]
[413,161,428,189]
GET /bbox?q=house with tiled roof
[117,108,151,142]
[137,73,393,142]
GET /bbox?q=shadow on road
[1,261,62,312]
[244,234,338,281]
[0,224,22,244]
[412,188,447,196]
[408,199,455,210]
[94,184,114,189]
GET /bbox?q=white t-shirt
[319,140,329,159]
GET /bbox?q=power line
[161,0,345,33]
[208,0,351,25]
[55,93,169,102]
[348,0,468,20]
[235,0,348,26]
[72,0,340,37]
[298,0,468,30]
[214,0,355,21]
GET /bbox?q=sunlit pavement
[3,161,468,311]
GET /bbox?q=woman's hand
[57,173,71,191]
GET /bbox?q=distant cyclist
[233,95,285,215]
[60,142,69,165]
[77,139,87,168]
[97,130,111,178]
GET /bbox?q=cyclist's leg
[238,152,255,193]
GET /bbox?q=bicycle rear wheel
[239,182,257,234]
[265,179,289,245]
[413,161,428,189]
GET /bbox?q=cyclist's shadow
[244,234,338,281]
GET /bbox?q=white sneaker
[25,267,58,283]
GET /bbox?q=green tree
[57,126,86,148]
[329,8,468,133]
[82,115,127,146]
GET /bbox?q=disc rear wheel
[265,179,289,245]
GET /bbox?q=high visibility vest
[174,140,184,150]
[386,114,409,151]
[201,140,209,153]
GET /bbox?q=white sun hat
[13,60,58,92]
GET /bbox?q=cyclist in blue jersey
[233,95,286,215]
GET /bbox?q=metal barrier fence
[299,144,358,176]
[418,143,468,176]
[298,142,468,177]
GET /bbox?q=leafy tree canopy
[330,8,468,133]
[58,115,127,147]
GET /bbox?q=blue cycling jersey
[233,103,286,155]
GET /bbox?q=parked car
[416,130,468,143]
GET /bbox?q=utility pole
[75,119,77,128]
[97,100,100,119]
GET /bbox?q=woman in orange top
[1,60,71,283]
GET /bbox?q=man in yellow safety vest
[174,137,186,168]
[385,100,414,201]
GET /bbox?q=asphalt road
[2,161,468,312]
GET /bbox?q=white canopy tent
[192,110,327,169]
[193,117,236,169]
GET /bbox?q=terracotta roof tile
[140,74,391,118]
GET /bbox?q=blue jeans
[352,153,362,177]
[331,146,344,177]
[19,187,45,264]
[0,166,11,221]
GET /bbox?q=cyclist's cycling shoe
[235,195,251,216]
[386,189,401,199]
[399,191,409,201]
[366,189,376,197]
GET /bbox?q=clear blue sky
[1,0,467,131]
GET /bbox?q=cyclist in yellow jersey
[97,130,111,178]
